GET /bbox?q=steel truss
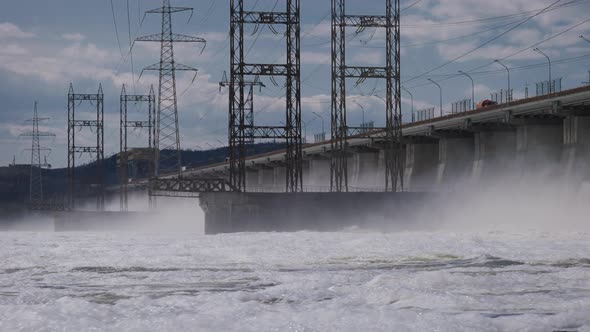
[67,84,105,211]
[331,0,403,192]
[120,85,156,211]
[136,0,206,177]
[20,102,55,210]
[229,0,302,192]
[150,177,238,197]
[220,72,265,146]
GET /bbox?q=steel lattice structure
[220,71,265,146]
[229,0,302,192]
[67,84,105,211]
[331,0,403,192]
[136,0,206,177]
[120,85,156,211]
[150,177,238,197]
[20,101,55,210]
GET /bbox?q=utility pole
[331,0,403,192]
[583,71,590,86]
[136,0,206,177]
[20,101,55,210]
[229,0,303,192]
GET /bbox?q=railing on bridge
[536,78,562,96]
[149,177,238,197]
[412,108,435,122]
[149,179,395,196]
[491,89,514,104]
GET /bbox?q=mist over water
[1,167,589,331]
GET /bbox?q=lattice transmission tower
[229,0,302,192]
[20,101,55,210]
[219,71,265,147]
[67,84,105,211]
[120,85,156,211]
[136,0,206,177]
[331,0,403,192]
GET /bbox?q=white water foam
[0,231,588,331]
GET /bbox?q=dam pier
[159,86,590,234]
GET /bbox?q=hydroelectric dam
[127,85,590,234]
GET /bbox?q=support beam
[230,0,302,192]
[67,84,104,211]
[120,85,156,211]
[331,0,402,192]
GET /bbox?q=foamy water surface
[0,231,589,331]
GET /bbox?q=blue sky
[1,0,590,167]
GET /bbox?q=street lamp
[312,111,325,140]
[494,59,511,102]
[533,48,552,94]
[458,70,475,110]
[301,119,308,144]
[401,86,414,121]
[428,78,443,117]
[353,101,366,128]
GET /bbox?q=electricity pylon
[219,71,265,146]
[331,0,403,192]
[20,101,55,210]
[136,0,206,177]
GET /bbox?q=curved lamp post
[427,78,443,117]
[494,59,511,102]
[458,70,475,110]
[533,48,552,94]
[401,86,414,121]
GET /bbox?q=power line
[109,0,124,60]
[354,18,523,49]
[402,0,587,28]
[404,16,590,89]
[401,0,423,12]
[126,0,136,94]
[402,0,564,85]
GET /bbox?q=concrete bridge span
[183,85,590,192]
[81,86,590,234]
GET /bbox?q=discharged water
[0,231,588,331]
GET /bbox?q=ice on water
[0,231,589,331]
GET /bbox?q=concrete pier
[515,118,563,175]
[563,116,590,184]
[436,137,474,190]
[471,130,517,182]
[404,141,438,191]
[306,158,331,188]
[350,151,381,188]
[199,192,434,234]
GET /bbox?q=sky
[1,0,590,168]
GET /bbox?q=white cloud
[0,44,28,56]
[61,33,86,42]
[301,51,330,65]
[0,22,35,39]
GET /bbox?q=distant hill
[0,142,284,205]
